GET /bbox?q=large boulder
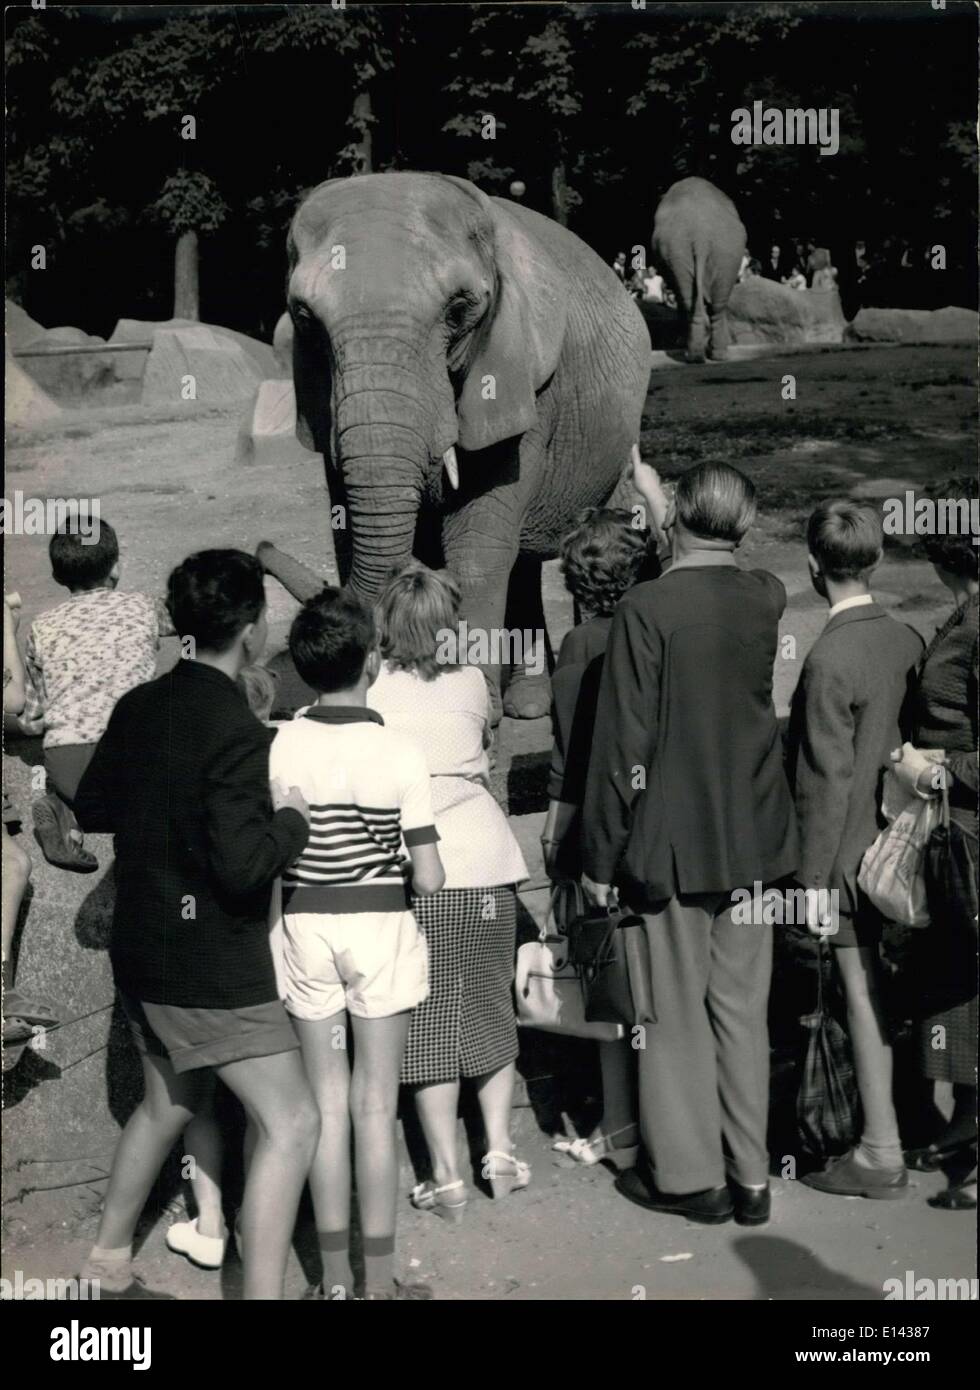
[5,352,63,429]
[16,325,117,401]
[236,378,311,468]
[140,325,265,407]
[728,278,847,346]
[6,299,46,353]
[1,740,139,1167]
[110,318,278,384]
[845,306,978,345]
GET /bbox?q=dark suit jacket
[786,603,923,910]
[582,559,799,903]
[75,660,309,1008]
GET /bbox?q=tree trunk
[353,90,373,175]
[174,229,199,320]
[551,153,569,226]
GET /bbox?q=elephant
[651,176,747,363]
[270,171,651,718]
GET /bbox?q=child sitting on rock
[20,520,175,872]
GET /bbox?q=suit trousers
[636,892,773,1192]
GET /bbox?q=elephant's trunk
[326,323,437,600]
[341,468,420,600]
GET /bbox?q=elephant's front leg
[441,493,521,726]
[501,553,553,720]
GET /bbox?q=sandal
[3,990,62,1031]
[482,1150,531,1199]
[906,1122,978,1172]
[32,796,98,873]
[410,1178,468,1224]
[553,1125,639,1172]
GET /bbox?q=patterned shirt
[22,588,174,749]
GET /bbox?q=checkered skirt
[401,885,519,1085]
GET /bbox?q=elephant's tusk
[443,446,459,491]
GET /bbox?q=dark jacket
[786,602,923,910]
[582,557,798,902]
[75,660,309,1008]
[913,593,978,832]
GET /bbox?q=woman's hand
[629,445,671,535]
[889,742,945,798]
[581,874,611,908]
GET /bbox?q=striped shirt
[269,705,438,914]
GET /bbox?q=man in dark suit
[75,550,319,1300]
[582,462,798,1226]
[788,502,923,1200]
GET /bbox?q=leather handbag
[925,775,979,940]
[515,881,625,1041]
[566,899,657,1030]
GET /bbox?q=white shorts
[281,909,429,1021]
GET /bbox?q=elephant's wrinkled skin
[651,176,747,363]
[281,172,650,718]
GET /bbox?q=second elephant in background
[651,176,747,363]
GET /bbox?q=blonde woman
[369,562,530,1221]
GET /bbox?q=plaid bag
[796,941,860,1160]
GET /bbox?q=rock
[236,378,312,467]
[111,318,278,384]
[5,299,46,353]
[5,352,63,429]
[140,325,265,407]
[845,306,979,345]
[1,741,138,1166]
[17,325,116,402]
[728,278,847,346]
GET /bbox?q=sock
[81,1244,133,1291]
[362,1234,395,1295]
[855,1137,904,1170]
[318,1229,353,1300]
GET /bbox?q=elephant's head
[286,172,567,598]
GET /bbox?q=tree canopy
[6,2,976,337]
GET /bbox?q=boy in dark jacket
[76,550,319,1299]
[789,502,922,1200]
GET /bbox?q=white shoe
[165,1217,227,1269]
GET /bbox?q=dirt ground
[3,342,977,1299]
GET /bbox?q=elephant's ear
[442,178,568,454]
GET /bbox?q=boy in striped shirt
[269,587,444,1301]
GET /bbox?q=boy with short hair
[22,520,174,871]
[788,500,923,1199]
[270,587,444,1301]
[75,549,319,1300]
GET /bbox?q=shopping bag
[796,942,860,1160]
[858,773,942,927]
[515,881,624,1041]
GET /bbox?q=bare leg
[216,1049,320,1300]
[292,1011,354,1297]
[349,1011,412,1296]
[473,1061,518,1157]
[412,1080,463,1187]
[835,947,903,1164]
[85,1053,212,1285]
[182,1087,225,1240]
[2,826,31,993]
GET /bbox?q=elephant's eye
[446,293,476,331]
[291,302,316,332]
